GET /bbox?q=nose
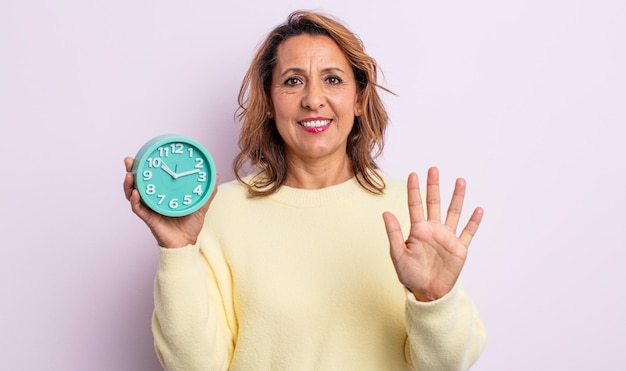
[301,81,326,110]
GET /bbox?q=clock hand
[160,163,179,179]
[176,169,201,178]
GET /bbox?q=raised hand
[382,167,483,302]
[123,157,219,248]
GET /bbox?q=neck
[283,154,354,189]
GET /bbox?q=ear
[354,96,363,117]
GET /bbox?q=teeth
[299,120,330,128]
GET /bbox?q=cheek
[271,96,295,119]
[272,113,293,139]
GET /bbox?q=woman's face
[270,34,361,165]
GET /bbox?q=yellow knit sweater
[152,173,486,370]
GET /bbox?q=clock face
[132,135,216,217]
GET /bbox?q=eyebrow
[278,67,346,78]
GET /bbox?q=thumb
[382,211,405,262]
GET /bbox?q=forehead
[275,34,351,68]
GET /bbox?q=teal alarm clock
[131,134,217,217]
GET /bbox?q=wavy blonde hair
[234,10,393,196]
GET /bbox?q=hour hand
[160,163,179,179]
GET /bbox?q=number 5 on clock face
[131,134,217,217]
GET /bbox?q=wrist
[411,291,438,302]
[156,235,196,249]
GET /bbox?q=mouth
[298,119,332,133]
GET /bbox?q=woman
[124,10,486,370]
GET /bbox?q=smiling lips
[299,119,331,133]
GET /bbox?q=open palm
[383,167,483,302]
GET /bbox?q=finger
[128,186,162,226]
[459,207,484,248]
[123,172,135,201]
[426,167,441,222]
[407,172,425,225]
[128,187,148,218]
[123,156,154,221]
[382,211,406,263]
[123,157,135,200]
[445,177,466,232]
[124,157,135,172]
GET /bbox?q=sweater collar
[267,176,362,207]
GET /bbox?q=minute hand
[176,169,201,178]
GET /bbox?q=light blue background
[1,1,624,369]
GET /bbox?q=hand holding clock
[123,135,219,248]
[124,156,219,248]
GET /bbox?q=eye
[326,75,343,85]
[284,77,303,86]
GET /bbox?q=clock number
[146,184,156,195]
[157,195,166,204]
[188,148,194,157]
[198,171,206,182]
[195,158,204,169]
[143,170,153,181]
[192,185,202,195]
[147,158,162,168]
[171,143,184,154]
[169,198,179,209]
[158,147,170,157]
[183,195,192,205]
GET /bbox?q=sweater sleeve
[404,279,487,371]
[152,244,234,371]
